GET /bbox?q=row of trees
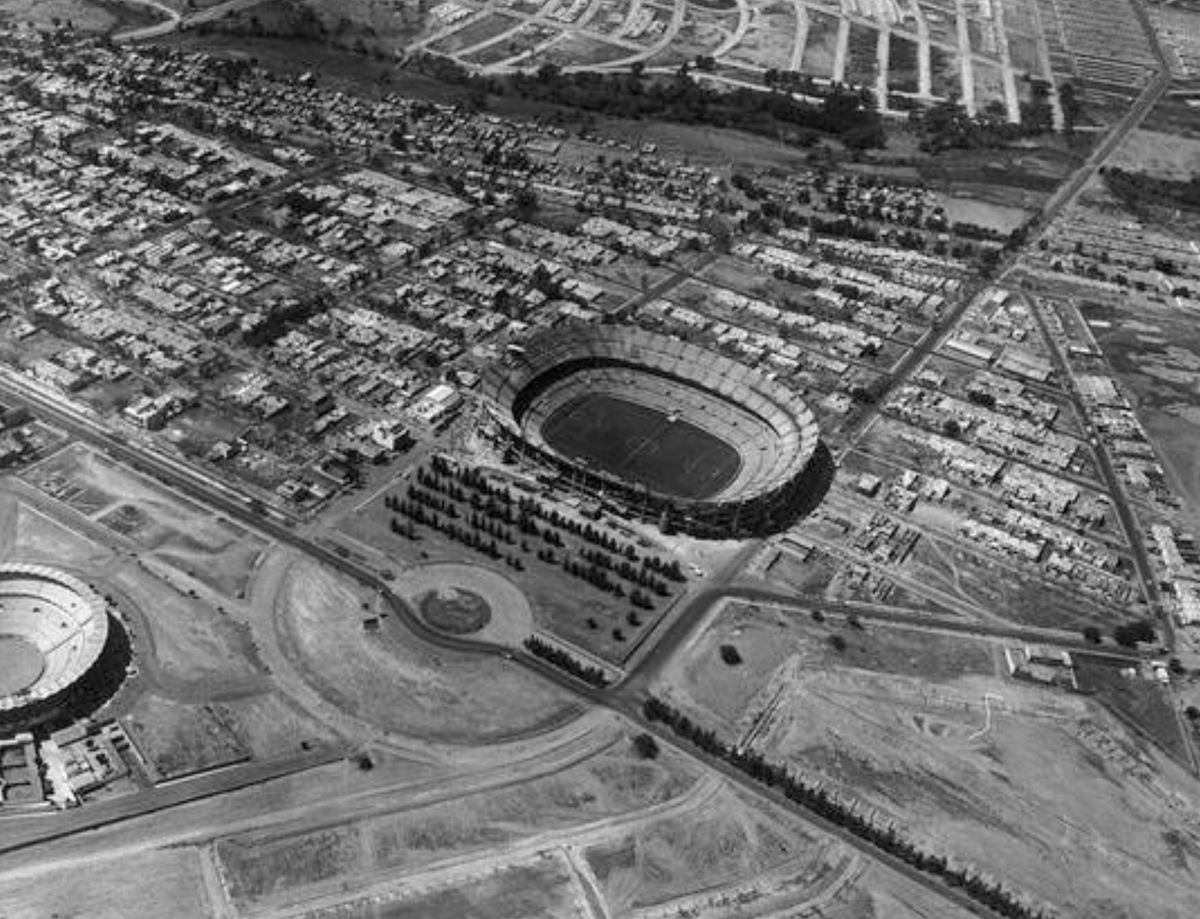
[1104,168,1200,213]
[642,697,1054,919]
[524,636,610,687]
[907,85,1056,153]
[397,463,671,617]
[579,547,671,597]
[405,55,887,150]
[408,460,686,619]
[393,504,507,563]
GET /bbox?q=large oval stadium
[481,325,825,538]
[0,565,113,731]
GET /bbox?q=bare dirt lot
[0,491,111,567]
[111,560,263,686]
[0,847,210,919]
[349,860,586,919]
[585,783,850,915]
[216,732,701,911]
[122,694,252,782]
[658,601,1200,919]
[276,557,583,743]
[24,444,267,598]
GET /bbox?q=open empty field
[216,732,701,911]
[23,444,267,598]
[122,694,252,782]
[1079,302,1200,511]
[0,0,152,33]
[343,861,586,919]
[541,392,742,500]
[0,493,112,567]
[276,558,583,743]
[657,601,1200,919]
[585,784,852,914]
[661,600,999,733]
[112,561,263,686]
[0,846,209,919]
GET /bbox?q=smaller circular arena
[0,564,111,731]
[482,325,826,538]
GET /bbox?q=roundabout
[418,588,492,636]
[399,562,534,648]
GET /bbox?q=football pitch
[540,393,741,500]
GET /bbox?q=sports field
[540,392,741,500]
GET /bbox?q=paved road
[1022,71,1172,243]
[1020,291,1163,616]
[619,581,1144,695]
[0,747,343,857]
[2,48,1178,911]
[0,369,1010,916]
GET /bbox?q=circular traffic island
[418,587,492,636]
[397,562,534,649]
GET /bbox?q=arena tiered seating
[480,325,822,537]
[0,565,108,715]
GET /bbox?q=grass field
[541,392,741,500]
[1110,128,1200,179]
[418,588,491,635]
[123,695,252,782]
[335,486,670,665]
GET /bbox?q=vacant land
[276,558,582,743]
[349,861,585,919]
[664,601,998,732]
[586,784,850,914]
[217,733,700,910]
[1109,128,1200,180]
[1080,302,1200,510]
[657,601,1200,919]
[112,562,262,686]
[122,694,252,782]
[0,0,159,33]
[2,496,110,566]
[937,194,1033,233]
[0,846,209,919]
[24,444,267,597]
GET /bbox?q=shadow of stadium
[8,613,133,736]
[762,439,836,535]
